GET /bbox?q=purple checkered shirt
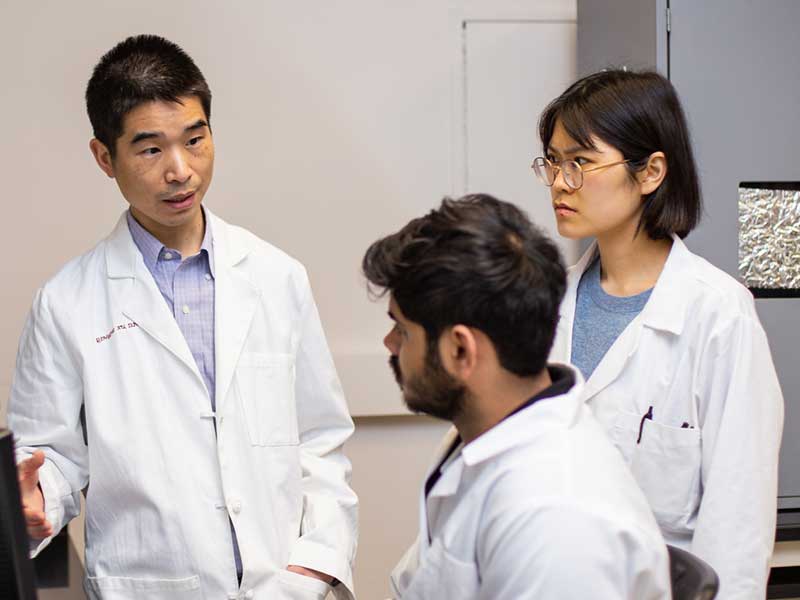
[127,209,243,579]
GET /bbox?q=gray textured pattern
[738,187,800,289]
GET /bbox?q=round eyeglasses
[531,156,631,191]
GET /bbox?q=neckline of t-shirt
[584,257,653,313]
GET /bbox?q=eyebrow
[547,144,591,157]
[130,131,160,145]
[129,119,209,146]
[185,119,208,133]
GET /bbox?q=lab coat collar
[207,209,250,269]
[556,235,695,402]
[638,234,695,336]
[422,428,462,500]
[106,213,141,279]
[209,210,261,408]
[105,206,242,277]
[104,212,205,385]
[418,427,461,551]
[420,367,584,551]
[425,451,465,500]
[460,364,584,468]
[125,208,217,278]
[562,233,694,337]
[104,208,259,409]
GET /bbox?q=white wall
[0,2,578,599]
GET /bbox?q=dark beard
[388,348,466,421]
[389,355,403,386]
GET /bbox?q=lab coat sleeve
[476,500,668,600]
[287,271,358,600]
[7,287,87,557]
[691,314,783,599]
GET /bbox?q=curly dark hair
[363,194,566,377]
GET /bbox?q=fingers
[18,450,45,479]
[23,507,53,540]
[18,453,46,514]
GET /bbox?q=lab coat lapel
[105,214,204,383]
[424,458,463,542]
[582,314,643,401]
[574,239,644,402]
[418,428,461,559]
[211,212,260,413]
[580,235,690,402]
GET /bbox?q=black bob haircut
[363,194,566,377]
[539,69,702,240]
[85,35,212,157]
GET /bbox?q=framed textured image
[738,182,800,298]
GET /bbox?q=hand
[17,451,53,540]
[287,564,335,585]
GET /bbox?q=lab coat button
[230,499,242,514]
[245,591,254,599]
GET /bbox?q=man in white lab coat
[362,194,671,600]
[9,35,357,600]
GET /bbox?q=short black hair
[85,35,212,157]
[539,69,701,239]
[363,194,566,377]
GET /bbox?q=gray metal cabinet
[577,0,800,521]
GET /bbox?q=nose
[384,327,400,354]
[164,148,193,185]
[551,166,572,195]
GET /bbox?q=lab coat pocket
[84,574,201,599]
[399,538,479,600]
[614,412,702,533]
[237,352,299,446]
[275,569,331,599]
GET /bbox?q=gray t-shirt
[571,257,653,380]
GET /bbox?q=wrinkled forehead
[121,96,208,139]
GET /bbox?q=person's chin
[402,395,430,416]
[403,395,451,421]
[160,199,202,224]
[556,222,588,240]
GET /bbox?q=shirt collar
[126,208,215,278]
[460,364,583,467]
[502,365,576,421]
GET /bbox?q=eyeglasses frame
[531,156,632,191]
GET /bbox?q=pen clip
[637,406,653,444]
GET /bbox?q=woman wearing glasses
[533,69,783,599]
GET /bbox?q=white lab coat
[8,210,358,600]
[390,366,671,600]
[550,235,784,599]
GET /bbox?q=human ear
[639,151,667,196]
[89,138,116,179]
[439,325,478,382]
